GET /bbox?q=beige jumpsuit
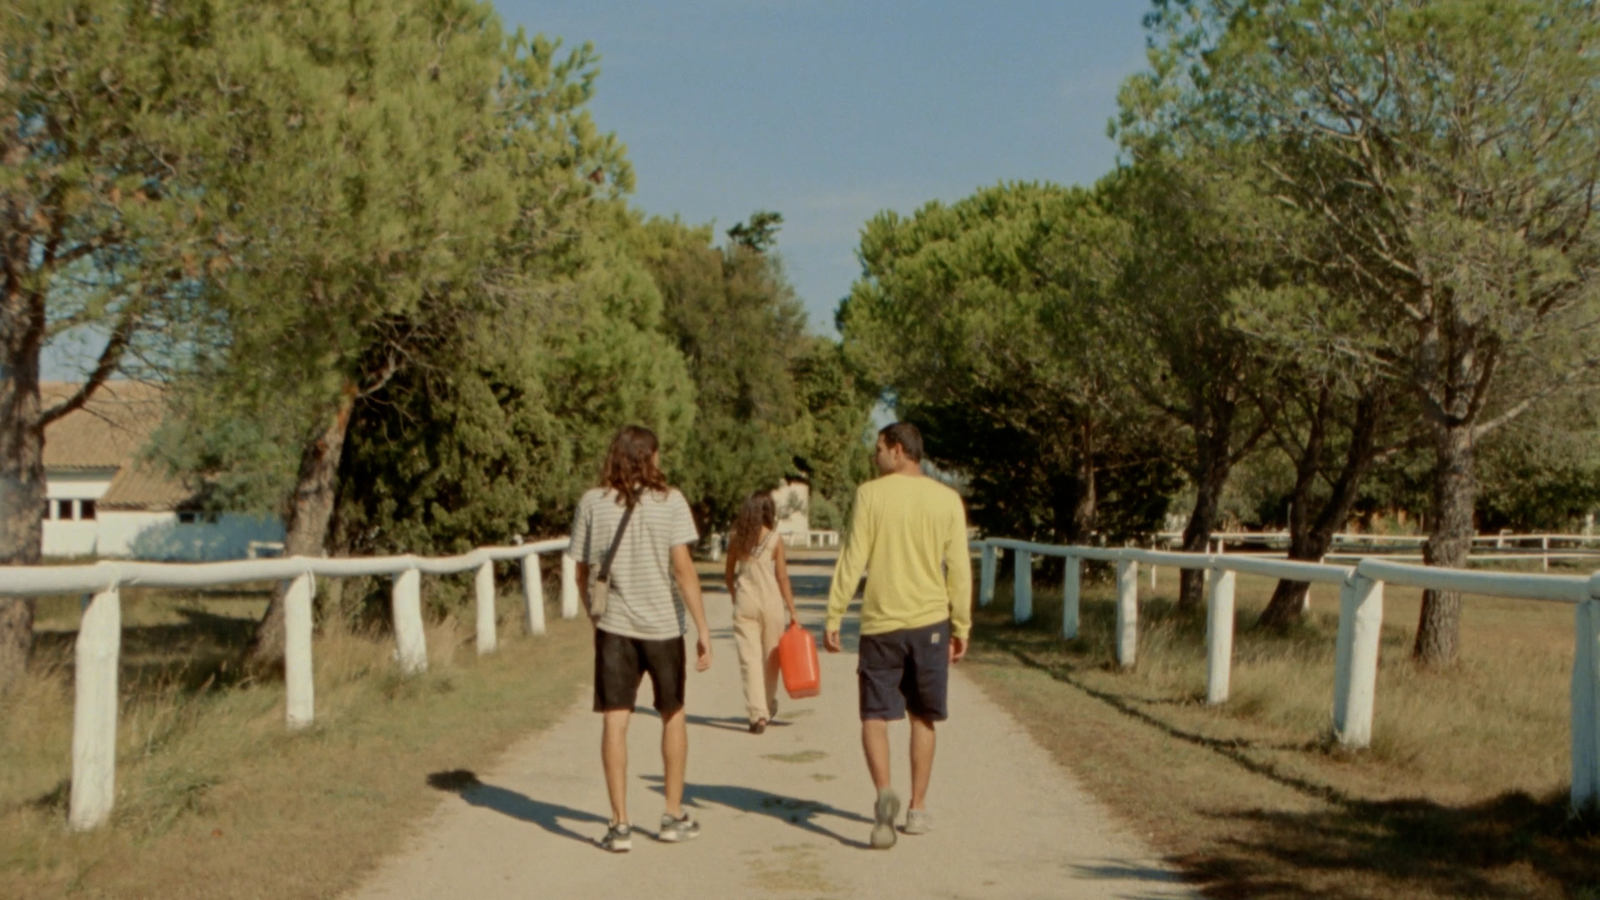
[732,530,785,724]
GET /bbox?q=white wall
[41,471,116,558]
[97,512,285,561]
[774,481,810,542]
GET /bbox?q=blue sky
[42,2,1152,379]
[496,0,1153,333]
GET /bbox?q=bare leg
[908,714,936,810]
[862,718,892,790]
[602,709,632,824]
[662,707,688,817]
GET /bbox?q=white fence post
[1014,549,1033,623]
[1115,558,1138,668]
[284,574,315,729]
[1543,535,1551,572]
[979,543,997,607]
[560,553,579,619]
[1571,599,1600,811]
[1150,564,1157,590]
[522,552,546,636]
[475,561,496,655]
[391,568,427,675]
[1062,554,1080,640]
[1332,573,1384,748]
[69,585,120,832]
[1205,567,1236,705]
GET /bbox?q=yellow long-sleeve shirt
[826,473,973,640]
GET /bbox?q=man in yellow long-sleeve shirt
[824,422,972,850]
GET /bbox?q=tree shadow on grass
[1186,790,1600,900]
[426,769,607,847]
[34,605,259,695]
[639,774,873,849]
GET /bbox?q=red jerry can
[778,622,821,699]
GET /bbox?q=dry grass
[965,561,1600,899]
[2,585,590,900]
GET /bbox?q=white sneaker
[658,812,701,842]
[903,808,931,835]
[870,788,900,849]
[598,822,632,852]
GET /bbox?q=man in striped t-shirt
[567,425,713,853]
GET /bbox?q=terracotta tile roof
[41,381,196,510]
[101,458,197,510]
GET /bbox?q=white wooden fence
[975,537,1600,811]
[0,538,576,832]
[1156,530,1600,571]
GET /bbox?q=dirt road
[345,558,1192,900]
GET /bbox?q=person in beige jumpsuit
[723,492,798,733]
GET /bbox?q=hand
[824,630,842,653]
[949,636,968,664]
[789,613,799,629]
[695,632,713,672]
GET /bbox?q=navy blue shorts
[857,619,951,722]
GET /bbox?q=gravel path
[346,558,1193,900]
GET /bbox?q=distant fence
[1155,530,1600,571]
[974,538,1600,812]
[0,538,576,832]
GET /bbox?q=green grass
[2,587,589,900]
[964,562,1600,899]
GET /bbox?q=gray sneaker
[658,812,701,842]
[870,788,900,849]
[598,821,632,852]
[903,808,931,835]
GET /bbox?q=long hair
[599,425,669,507]
[727,491,777,562]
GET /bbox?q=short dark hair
[877,422,924,462]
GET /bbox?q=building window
[178,511,198,525]
[80,499,96,521]
[57,499,74,521]
[42,500,52,521]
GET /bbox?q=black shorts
[857,619,951,722]
[593,629,687,714]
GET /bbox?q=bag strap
[598,500,636,582]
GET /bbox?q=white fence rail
[974,537,1600,811]
[1155,530,1600,571]
[1,538,576,832]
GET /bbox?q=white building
[41,381,283,561]
[773,478,811,545]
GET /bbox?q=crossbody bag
[588,500,636,620]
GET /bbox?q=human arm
[774,540,798,626]
[824,486,872,652]
[575,561,593,621]
[566,495,594,622]
[944,498,974,663]
[671,544,713,671]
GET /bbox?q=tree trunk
[1068,417,1097,542]
[1178,427,1233,611]
[244,387,358,670]
[1258,389,1387,629]
[0,282,47,691]
[1414,420,1475,665]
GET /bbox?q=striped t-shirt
[566,487,700,640]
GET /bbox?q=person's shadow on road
[641,775,873,849]
[427,769,606,847]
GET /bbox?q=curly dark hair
[599,425,669,507]
[727,491,777,562]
